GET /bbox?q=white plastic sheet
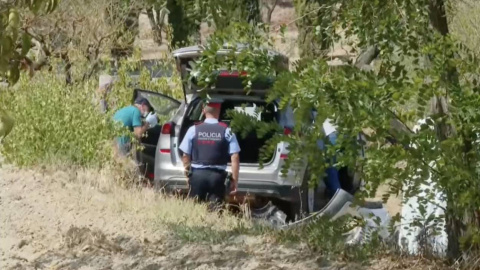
[398,119,448,256]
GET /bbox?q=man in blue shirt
[179,99,241,208]
[311,109,341,195]
[113,97,156,156]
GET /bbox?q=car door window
[134,89,181,123]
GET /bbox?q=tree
[292,0,331,58]
[138,0,265,50]
[1,0,59,143]
[285,0,480,261]
[1,0,145,84]
[0,0,59,84]
[260,0,279,24]
[189,0,480,262]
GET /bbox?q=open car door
[132,88,181,181]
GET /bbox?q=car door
[132,88,181,180]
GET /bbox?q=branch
[263,0,279,24]
[350,46,444,178]
[81,31,115,82]
[354,45,380,69]
[270,5,324,32]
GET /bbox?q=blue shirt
[179,118,241,170]
[113,105,143,146]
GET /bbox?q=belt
[191,167,226,173]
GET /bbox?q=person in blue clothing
[311,109,341,195]
[113,97,157,157]
[179,99,241,208]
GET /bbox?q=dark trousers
[188,168,227,209]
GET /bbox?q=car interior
[178,97,279,164]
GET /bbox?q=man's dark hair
[134,97,153,111]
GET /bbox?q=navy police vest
[191,122,230,166]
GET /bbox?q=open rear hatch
[172,45,289,165]
[172,44,289,102]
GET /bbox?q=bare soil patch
[0,164,445,270]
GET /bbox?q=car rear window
[187,99,279,124]
[191,74,274,90]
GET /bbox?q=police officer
[179,99,241,208]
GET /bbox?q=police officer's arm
[230,153,240,189]
[226,128,241,192]
[179,127,195,176]
[181,154,191,176]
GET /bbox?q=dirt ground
[0,163,443,270]
[0,164,327,270]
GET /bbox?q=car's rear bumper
[154,179,300,202]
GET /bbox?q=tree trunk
[261,0,279,24]
[428,0,464,260]
[242,0,261,23]
[61,52,72,85]
[293,0,331,58]
[167,0,200,47]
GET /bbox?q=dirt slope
[0,165,336,270]
[0,164,445,270]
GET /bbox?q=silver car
[132,45,366,221]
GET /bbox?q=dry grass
[41,162,258,243]
[2,162,325,269]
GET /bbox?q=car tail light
[280,154,288,159]
[283,127,292,135]
[161,122,172,135]
[159,149,171,154]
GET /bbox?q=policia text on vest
[179,101,241,209]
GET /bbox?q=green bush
[0,56,183,167]
[0,73,123,166]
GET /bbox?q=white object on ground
[398,118,448,256]
[327,200,392,245]
[146,112,158,128]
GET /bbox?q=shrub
[0,56,183,167]
[0,72,123,166]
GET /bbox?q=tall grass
[0,56,183,168]
[0,73,120,166]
